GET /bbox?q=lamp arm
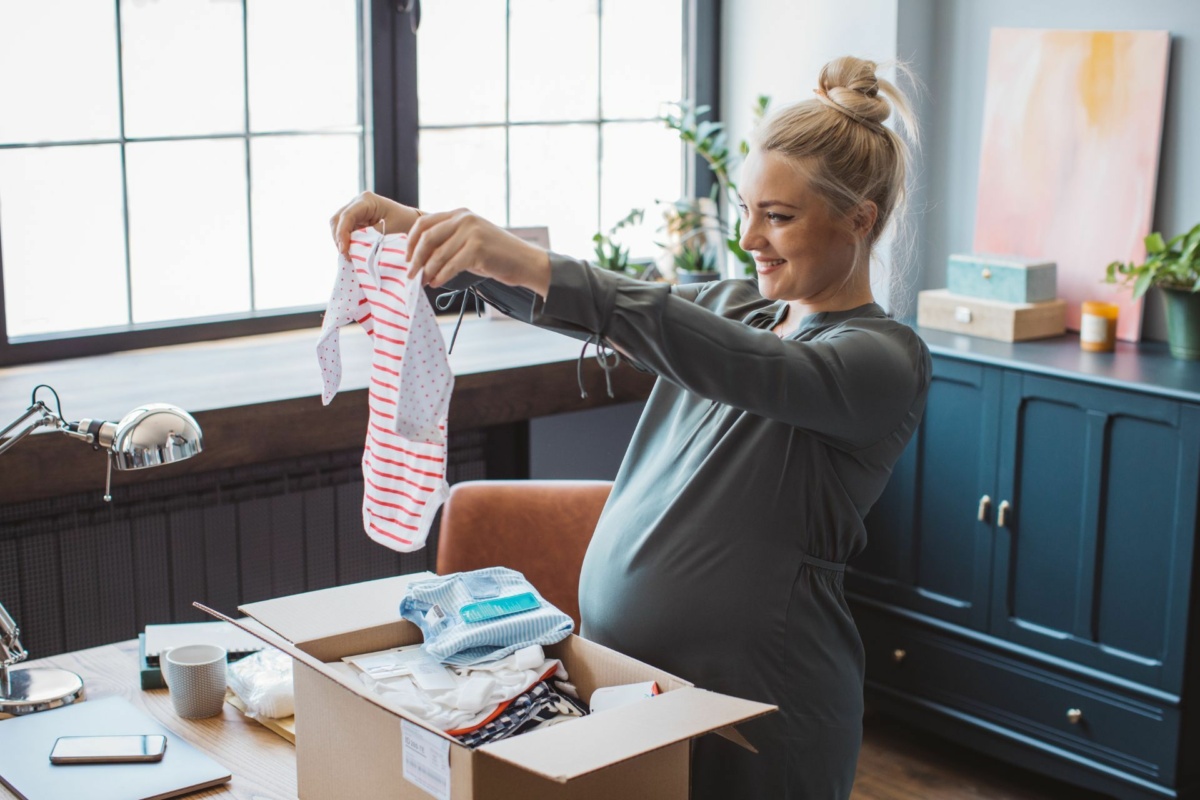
[0,601,27,669]
[0,402,62,457]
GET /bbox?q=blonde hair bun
[817,56,892,127]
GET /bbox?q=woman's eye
[766,212,792,222]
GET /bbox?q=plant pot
[1162,287,1200,360]
[676,270,720,285]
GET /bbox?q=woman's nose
[739,217,765,253]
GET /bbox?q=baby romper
[316,227,453,552]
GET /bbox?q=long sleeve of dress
[528,255,926,451]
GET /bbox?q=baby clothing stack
[353,568,585,746]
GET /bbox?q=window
[0,0,713,366]
[416,0,686,259]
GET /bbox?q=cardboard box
[917,289,1066,342]
[199,574,775,800]
[947,254,1057,303]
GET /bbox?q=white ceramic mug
[162,644,227,719]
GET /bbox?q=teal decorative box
[947,254,1057,303]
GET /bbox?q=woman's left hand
[407,208,552,297]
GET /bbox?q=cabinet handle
[977,495,992,522]
[892,648,907,664]
[998,500,1012,528]
[1066,708,1083,725]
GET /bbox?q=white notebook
[143,621,264,665]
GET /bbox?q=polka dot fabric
[315,227,452,552]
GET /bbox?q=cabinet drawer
[855,605,1180,785]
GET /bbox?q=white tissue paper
[227,647,295,720]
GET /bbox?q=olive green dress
[457,255,930,799]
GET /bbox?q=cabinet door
[991,373,1200,691]
[850,357,1000,630]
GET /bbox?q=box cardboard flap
[194,602,333,677]
[478,686,776,783]
[194,601,458,743]
[236,572,434,645]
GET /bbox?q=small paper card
[344,645,457,692]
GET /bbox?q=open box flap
[193,601,457,743]
[235,572,434,645]
[478,686,777,783]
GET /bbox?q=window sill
[0,317,653,504]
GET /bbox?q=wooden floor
[852,714,1113,800]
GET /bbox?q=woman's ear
[851,201,878,239]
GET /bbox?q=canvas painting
[973,28,1170,341]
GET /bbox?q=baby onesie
[316,227,453,552]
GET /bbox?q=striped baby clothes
[316,227,453,552]
[399,568,575,666]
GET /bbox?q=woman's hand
[328,191,421,257]
[407,208,551,297]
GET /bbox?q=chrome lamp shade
[108,404,204,470]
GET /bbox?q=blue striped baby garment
[399,567,574,666]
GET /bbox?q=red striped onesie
[316,227,453,552]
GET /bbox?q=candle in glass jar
[1080,301,1118,352]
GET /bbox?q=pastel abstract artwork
[973,28,1170,341]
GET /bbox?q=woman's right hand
[328,191,421,257]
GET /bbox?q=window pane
[248,0,359,132]
[0,146,128,336]
[510,125,597,257]
[0,2,121,144]
[509,0,598,123]
[251,135,361,310]
[601,0,682,119]
[419,0,505,126]
[418,128,507,223]
[125,140,250,323]
[121,0,245,138]
[601,122,683,260]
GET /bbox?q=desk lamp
[0,385,204,715]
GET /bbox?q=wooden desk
[0,641,297,800]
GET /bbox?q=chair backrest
[435,480,613,629]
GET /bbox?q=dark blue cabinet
[848,331,1200,800]
[992,373,1200,691]
[849,357,1000,630]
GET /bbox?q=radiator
[0,429,492,659]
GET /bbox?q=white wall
[723,0,1200,340]
[722,0,900,149]
[720,0,906,308]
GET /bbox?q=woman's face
[737,149,862,306]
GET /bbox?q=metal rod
[0,403,55,456]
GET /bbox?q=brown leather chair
[435,480,612,629]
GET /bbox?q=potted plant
[1106,221,1200,359]
[592,208,649,278]
[660,197,721,284]
[662,96,770,278]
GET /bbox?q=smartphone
[49,734,168,765]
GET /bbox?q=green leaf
[1133,271,1154,299]
[694,120,716,143]
[1145,231,1167,254]
[1180,229,1200,268]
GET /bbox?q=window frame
[0,0,719,368]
